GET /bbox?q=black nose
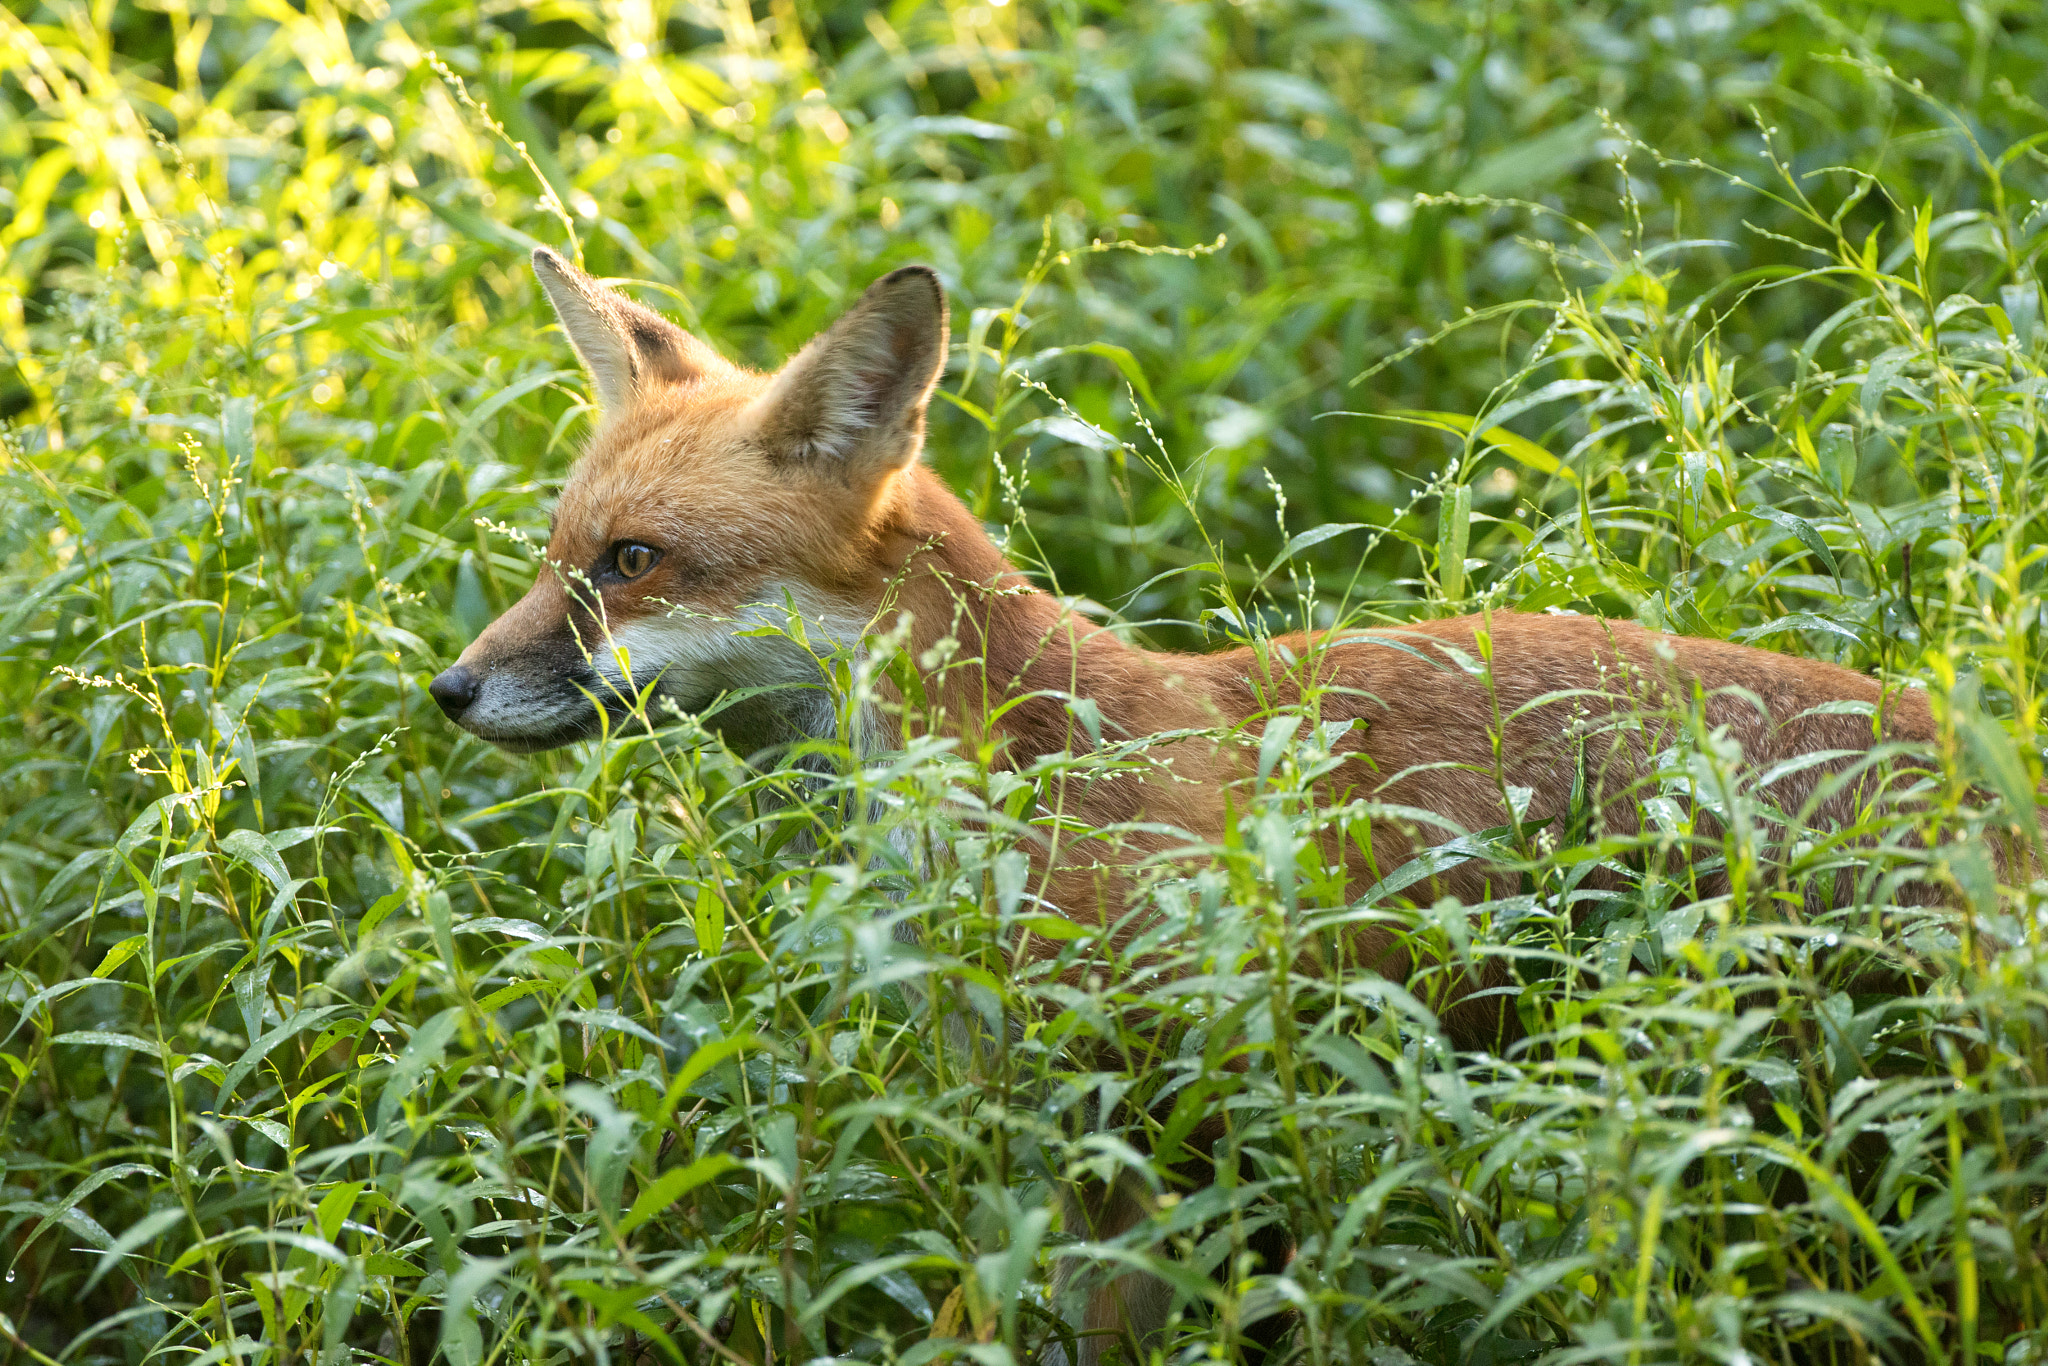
[428,665,479,718]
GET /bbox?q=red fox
[431,251,1953,1363]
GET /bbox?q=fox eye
[611,542,660,580]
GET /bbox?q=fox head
[428,249,949,753]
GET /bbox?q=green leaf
[1750,508,1840,578]
[526,945,599,1007]
[374,1007,462,1131]
[1728,613,1865,647]
[1952,678,2042,836]
[223,394,256,470]
[357,888,407,940]
[454,369,579,448]
[82,1206,186,1295]
[1377,409,1579,487]
[561,1009,664,1048]
[1356,825,1519,905]
[797,1251,936,1326]
[1477,425,1578,486]
[993,849,1029,918]
[215,1005,352,1110]
[1264,521,1367,577]
[352,776,405,833]
[91,934,149,979]
[1015,914,1089,941]
[438,1256,507,1366]
[475,979,552,1013]
[1456,114,1602,196]
[220,828,291,892]
[245,1117,291,1149]
[618,1154,739,1233]
[363,1252,424,1278]
[52,1031,159,1053]
[11,1162,159,1267]
[1437,482,1472,601]
[113,797,170,865]
[1258,713,1303,784]
[317,1182,363,1243]
[658,1033,763,1115]
[425,198,547,253]
[36,848,109,913]
[1029,341,1161,410]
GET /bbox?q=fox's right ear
[750,266,948,485]
[532,248,717,412]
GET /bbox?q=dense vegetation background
[4,0,2048,1361]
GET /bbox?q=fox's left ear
[532,247,721,413]
[751,266,948,483]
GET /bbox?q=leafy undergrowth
[5,3,2048,1364]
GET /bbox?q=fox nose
[428,665,479,718]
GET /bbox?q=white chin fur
[601,587,865,693]
[463,584,874,750]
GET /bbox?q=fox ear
[532,247,715,412]
[751,266,948,481]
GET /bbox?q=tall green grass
[3,2,2048,1363]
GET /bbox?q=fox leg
[1047,1168,1171,1366]
[1047,1125,1295,1365]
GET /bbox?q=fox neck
[873,466,1228,765]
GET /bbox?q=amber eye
[612,542,659,580]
